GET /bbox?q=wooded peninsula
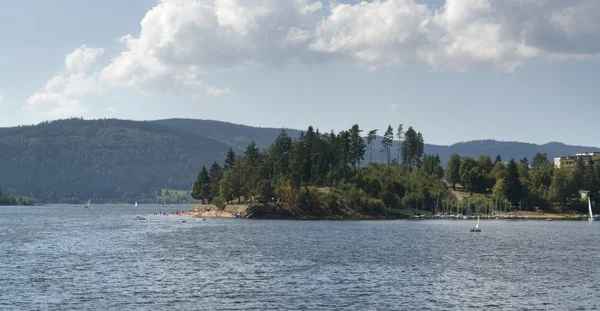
[192,124,600,219]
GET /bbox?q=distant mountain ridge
[154,119,600,163]
[152,118,301,151]
[423,139,600,164]
[0,118,597,203]
[352,137,599,165]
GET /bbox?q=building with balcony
[554,152,600,168]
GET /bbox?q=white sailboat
[470,217,481,232]
[588,196,594,222]
[85,199,91,208]
[133,201,145,219]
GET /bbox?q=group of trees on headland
[192,123,600,215]
[192,124,452,215]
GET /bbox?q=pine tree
[415,131,424,167]
[219,168,242,202]
[272,129,293,179]
[366,129,378,164]
[337,130,351,168]
[494,155,502,164]
[401,127,422,169]
[192,166,211,201]
[208,161,223,200]
[302,127,316,189]
[349,124,366,168]
[396,124,404,171]
[573,157,586,191]
[381,125,394,164]
[504,159,523,207]
[519,157,530,179]
[244,141,260,162]
[224,148,236,170]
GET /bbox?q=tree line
[192,124,451,214]
[444,152,600,211]
[0,189,33,206]
[193,123,600,214]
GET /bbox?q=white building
[553,152,600,168]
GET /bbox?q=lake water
[1,205,599,310]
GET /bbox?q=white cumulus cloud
[310,0,600,71]
[26,45,104,119]
[101,0,600,80]
[422,0,600,71]
[25,0,600,118]
[99,0,323,97]
[65,45,105,73]
[310,0,433,67]
[284,27,311,46]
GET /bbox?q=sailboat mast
[588,196,594,220]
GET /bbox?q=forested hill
[426,140,600,165]
[0,118,597,203]
[0,118,232,203]
[155,119,600,164]
[153,118,302,151]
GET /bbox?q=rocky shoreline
[167,204,588,221]
[169,204,407,220]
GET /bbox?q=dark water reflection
[1,205,599,310]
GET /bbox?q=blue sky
[1,0,599,146]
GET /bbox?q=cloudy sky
[1,0,599,146]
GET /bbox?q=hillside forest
[192,124,600,215]
[0,189,33,206]
[1,118,598,205]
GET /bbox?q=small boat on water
[134,201,138,207]
[470,217,481,232]
[180,218,186,223]
[133,216,146,220]
[588,196,595,222]
[546,218,553,221]
[85,199,91,208]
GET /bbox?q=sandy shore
[167,211,200,217]
[166,210,237,218]
[166,204,248,218]
[198,210,237,218]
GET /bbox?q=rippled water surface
[2,205,600,310]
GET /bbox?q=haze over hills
[153,118,302,151]
[0,118,598,203]
[423,140,600,166]
[154,119,600,164]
